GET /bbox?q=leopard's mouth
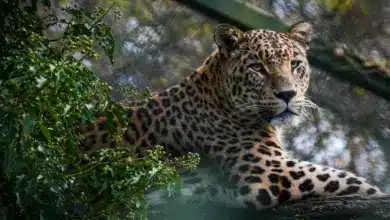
[268,109,299,126]
[250,108,299,127]
[273,109,299,119]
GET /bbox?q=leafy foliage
[0,1,199,219]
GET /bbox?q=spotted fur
[79,22,386,210]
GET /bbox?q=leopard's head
[214,21,316,126]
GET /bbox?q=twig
[90,3,116,27]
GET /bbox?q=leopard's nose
[274,90,297,103]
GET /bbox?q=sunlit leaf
[49,64,55,71]
[354,87,365,96]
[36,76,47,88]
[149,166,160,177]
[63,105,71,115]
[131,175,141,184]
[85,103,94,110]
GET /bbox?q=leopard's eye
[291,60,302,69]
[248,63,266,73]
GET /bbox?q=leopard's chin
[270,110,299,126]
[270,115,293,126]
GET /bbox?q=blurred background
[44,0,390,218]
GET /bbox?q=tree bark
[151,195,390,219]
[262,195,390,219]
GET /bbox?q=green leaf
[97,24,115,65]
[84,110,94,122]
[22,114,34,137]
[40,210,45,220]
[63,104,71,115]
[85,103,94,110]
[1,3,199,219]
[106,111,116,133]
[149,166,160,177]
[135,198,141,208]
[39,123,51,142]
[113,105,126,127]
[36,76,47,88]
[131,174,141,184]
[16,192,21,206]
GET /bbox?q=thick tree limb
[263,195,390,219]
[151,195,390,219]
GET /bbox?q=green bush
[0,1,199,219]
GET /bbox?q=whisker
[228,104,270,122]
[299,96,323,119]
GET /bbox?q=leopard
[79,21,386,210]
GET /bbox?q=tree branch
[151,195,390,219]
[263,195,390,219]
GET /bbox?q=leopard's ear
[288,21,314,46]
[214,24,244,51]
